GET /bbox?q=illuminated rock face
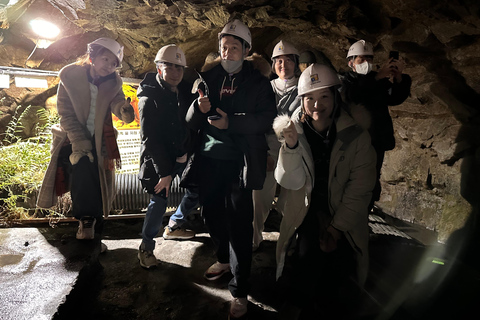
[1,0,479,241]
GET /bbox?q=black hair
[300,86,343,122]
[219,34,251,51]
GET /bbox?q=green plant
[0,106,59,220]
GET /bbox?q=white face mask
[354,61,372,75]
[221,59,243,73]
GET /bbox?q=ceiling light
[15,77,48,88]
[0,74,9,88]
[29,19,60,39]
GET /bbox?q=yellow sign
[113,84,140,130]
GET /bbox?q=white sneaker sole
[204,267,230,281]
[162,233,195,240]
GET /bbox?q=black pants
[198,156,253,298]
[288,209,357,312]
[369,149,385,211]
[70,153,103,222]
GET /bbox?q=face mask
[221,59,243,73]
[355,61,372,75]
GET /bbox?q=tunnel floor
[1,209,478,320]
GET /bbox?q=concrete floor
[1,210,478,320]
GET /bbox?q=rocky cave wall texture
[1,0,479,242]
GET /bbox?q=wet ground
[1,209,479,320]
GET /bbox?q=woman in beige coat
[37,38,134,242]
[274,64,376,319]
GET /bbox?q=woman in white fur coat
[274,64,376,319]
[37,38,134,243]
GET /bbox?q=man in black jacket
[184,19,276,319]
[340,40,412,210]
[137,44,197,269]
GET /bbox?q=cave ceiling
[1,0,480,239]
[0,0,479,85]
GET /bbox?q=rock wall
[1,0,479,241]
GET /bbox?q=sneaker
[138,249,158,269]
[204,261,230,281]
[100,242,108,254]
[76,217,96,240]
[163,226,195,240]
[229,297,248,319]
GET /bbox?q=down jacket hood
[137,72,192,99]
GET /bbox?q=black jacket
[185,54,277,189]
[137,72,194,190]
[340,71,412,151]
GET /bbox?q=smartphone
[389,51,399,60]
[208,114,221,121]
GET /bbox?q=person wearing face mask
[136,44,197,268]
[37,38,135,250]
[252,40,301,251]
[274,64,376,319]
[340,40,412,211]
[183,19,276,319]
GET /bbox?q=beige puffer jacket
[273,107,377,286]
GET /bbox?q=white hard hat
[297,63,341,96]
[218,19,252,49]
[154,44,187,67]
[88,37,124,66]
[346,40,374,58]
[271,40,299,59]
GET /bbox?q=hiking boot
[204,261,230,281]
[228,297,248,319]
[138,249,158,269]
[163,226,195,240]
[76,217,96,240]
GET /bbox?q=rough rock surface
[1,0,479,241]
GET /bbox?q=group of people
[37,18,411,320]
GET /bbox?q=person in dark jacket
[137,44,196,268]
[340,40,412,210]
[184,19,276,319]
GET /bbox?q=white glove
[70,139,94,165]
[121,98,135,123]
[70,151,94,165]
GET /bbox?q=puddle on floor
[0,254,24,267]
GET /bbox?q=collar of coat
[59,63,122,102]
[200,53,272,78]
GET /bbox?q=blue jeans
[169,187,199,229]
[140,162,186,252]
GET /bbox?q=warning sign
[114,83,141,174]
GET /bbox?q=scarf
[272,77,298,95]
[103,108,121,171]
